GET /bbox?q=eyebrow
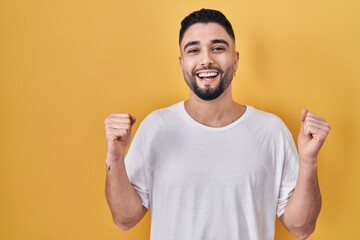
[183,41,200,51]
[211,39,230,46]
[183,39,230,51]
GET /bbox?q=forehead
[180,22,234,48]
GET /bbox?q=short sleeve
[125,123,150,209]
[276,128,299,217]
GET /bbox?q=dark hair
[179,9,235,45]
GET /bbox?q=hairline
[179,22,235,49]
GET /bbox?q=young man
[104,9,330,240]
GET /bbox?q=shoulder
[136,102,183,132]
[244,106,294,140]
[245,106,295,146]
[144,102,182,122]
[246,106,287,129]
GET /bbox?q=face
[179,23,239,101]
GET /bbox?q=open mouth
[196,71,219,80]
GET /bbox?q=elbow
[111,206,146,231]
[289,224,316,240]
[116,223,133,232]
[295,229,315,240]
[112,215,137,231]
[281,215,317,239]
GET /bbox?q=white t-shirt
[125,102,299,240]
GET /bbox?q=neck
[184,87,246,127]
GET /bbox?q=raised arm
[104,113,147,231]
[280,109,330,239]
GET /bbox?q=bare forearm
[104,113,146,230]
[281,160,321,239]
[281,109,330,239]
[105,156,146,230]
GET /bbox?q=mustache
[192,66,224,76]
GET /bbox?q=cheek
[219,55,235,66]
[206,55,232,70]
[182,59,197,72]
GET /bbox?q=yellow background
[1,0,359,239]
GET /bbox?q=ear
[234,51,240,70]
[179,55,183,67]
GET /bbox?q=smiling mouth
[196,72,219,79]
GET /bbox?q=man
[104,9,330,240]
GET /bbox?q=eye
[187,48,199,54]
[213,46,225,52]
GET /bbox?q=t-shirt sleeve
[276,128,299,217]
[125,123,150,209]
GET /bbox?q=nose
[200,50,215,67]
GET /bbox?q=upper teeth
[198,72,218,78]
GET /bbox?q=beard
[183,65,235,101]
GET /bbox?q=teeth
[198,72,218,78]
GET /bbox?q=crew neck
[177,101,251,131]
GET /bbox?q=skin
[279,109,330,239]
[179,23,245,126]
[104,22,330,238]
[104,113,147,230]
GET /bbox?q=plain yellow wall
[1,0,359,239]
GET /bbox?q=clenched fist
[298,109,330,165]
[104,113,136,161]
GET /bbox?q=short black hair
[179,9,235,46]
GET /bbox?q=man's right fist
[104,113,136,160]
